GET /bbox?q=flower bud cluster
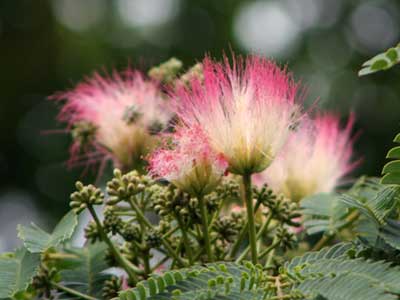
[214,177,241,200]
[276,227,297,251]
[84,221,102,243]
[213,215,244,243]
[144,230,163,248]
[102,276,122,300]
[103,207,124,235]
[120,223,141,242]
[255,184,300,227]
[106,169,153,205]
[179,63,204,85]
[151,185,192,218]
[148,57,183,84]
[31,265,58,300]
[70,182,104,214]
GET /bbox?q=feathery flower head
[254,114,358,202]
[172,55,303,175]
[52,69,172,171]
[148,126,228,197]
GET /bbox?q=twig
[87,206,139,283]
[128,197,188,267]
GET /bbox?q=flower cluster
[51,69,172,171]
[53,54,358,202]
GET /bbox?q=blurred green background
[0,0,399,251]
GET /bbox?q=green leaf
[379,219,400,250]
[298,273,397,300]
[17,210,78,253]
[371,59,389,70]
[118,263,264,300]
[58,243,111,298]
[386,146,400,159]
[381,172,400,185]
[286,244,400,300]
[381,132,400,186]
[386,48,398,62]
[355,217,380,246]
[0,248,40,298]
[340,178,399,225]
[359,44,400,76]
[286,243,352,273]
[301,193,350,235]
[382,161,400,174]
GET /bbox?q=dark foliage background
[0,0,399,251]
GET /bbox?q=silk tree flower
[172,55,303,175]
[148,126,228,197]
[254,114,358,202]
[51,69,172,171]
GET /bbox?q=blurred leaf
[339,178,400,251]
[17,210,78,253]
[0,248,40,298]
[58,243,111,299]
[358,43,400,76]
[341,180,399,225]
[301,193,349,235]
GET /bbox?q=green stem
[170,240,184,269]
[242,173,258,264]
[265,248,276,268]
[228,200,262,259]
[113,211,137,216]
[162,226,179,239]
[87,206,139,283]
[143,250,151,277]
[236,213,273,263]
[51,282,99,300]
[198,194,213,261]
[176,214,194,264]
[128,197,188,267]
[209,197,225,229]
[259,239,280,260]
[46,253,78,260]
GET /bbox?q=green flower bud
[84,221,102,243]
[70,182,104,214]
[102,276,121,299]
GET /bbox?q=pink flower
[148,126,228,196]
[254,113,358,202]
[172,55,303,175]
[51,69,172,171]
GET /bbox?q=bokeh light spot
[116,0,181,28]
[233,1,300,58]
[52,0,106,32]
[350,3,399,53]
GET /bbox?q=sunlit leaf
[358,43,400,76]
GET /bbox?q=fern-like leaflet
[382,133,400,185]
